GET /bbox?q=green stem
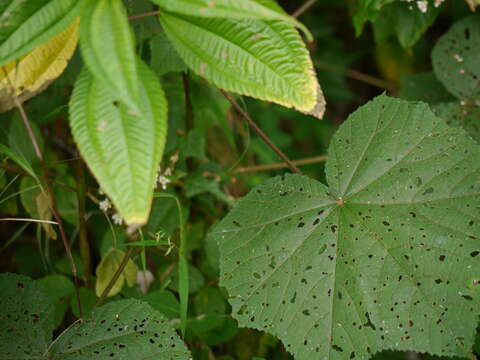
[154,192,188,337]
[76,159,92,287]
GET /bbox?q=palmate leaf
[0,0,84,66]
[0,273,55,360]
[69,62,167,226]
[50,299,191,360]
[79,0,140,112]
[158,12,325,119]
[211,95,480,360]
[432,15,480,101]
[0,19,79,112]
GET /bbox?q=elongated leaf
[0,0,84,66]
[211,95,480,360]
[80,0,141,111]
[69,62,167,225]
[0,19,79,112]
[159,12,325,119]
[432,15,480,101]
[153,0,310,38]
[0,273,54,360]
[154,0,293,20]
[50,299,191,359]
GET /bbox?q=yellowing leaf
[465,0,480,10]
[95,248,138,298]
[0,18,79,112]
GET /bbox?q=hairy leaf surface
[153,0,309,37]
[80,0,140,111]
[432,15,480,101]
[211,95,480,360]
[0,19,79,112]
[69,62,167,225]
[0,273,54,360]
[0,0,83,66]
[50,299,191,359]
[159,12,325,118]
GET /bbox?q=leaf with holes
[158,12,325,119]
[49,299,191,359]
[211,95,480,360]
[80,0,141,111]
[0,273,55,360]
[432,15,480,101]
[433,101,480,143]
[0,0,84,66]
[0,19,79,112]
[69,62,167,226]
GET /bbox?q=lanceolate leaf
[153,0,311,39]
[0,273,55,360]
[69,62,167,225]
[50,299,191,360]
[79,0,141,111]
[159,12,325,119]
[0,0,84,66]
[211,95,480,360]
[432,15,480,101]
[0,19,79,112]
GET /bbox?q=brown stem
[292,0,317,18]
[316,61,397,92]
[128,10,160,21]
[76,159,92,288]
[231,155,327,174]
[221,90,303,175]
[95,246,136,308]
[13,97,83,319]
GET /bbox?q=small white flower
[417,0,428,12]
[99,198,111,212]
[157,175,171,190]
[434,0,445,7]
[112,213,123,225]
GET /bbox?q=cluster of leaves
[0,1,479,360]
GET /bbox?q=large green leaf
[158,12,325,119]
[50,299,191,359]
[79,0,140,111]
[153,0,309,37]
[211,95,480,360]
[0,0,84,66]
[432,15,480,101]
[69,62,167,225]
[0,273,55,360]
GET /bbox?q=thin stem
[292,0,317,18]
[316,61,397,92]
[231,155,327,174]
[221,90,303,175]
[95,246,136,308]
[128,10,160,21]
[13,96,83,319]
[76,159,92,288]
